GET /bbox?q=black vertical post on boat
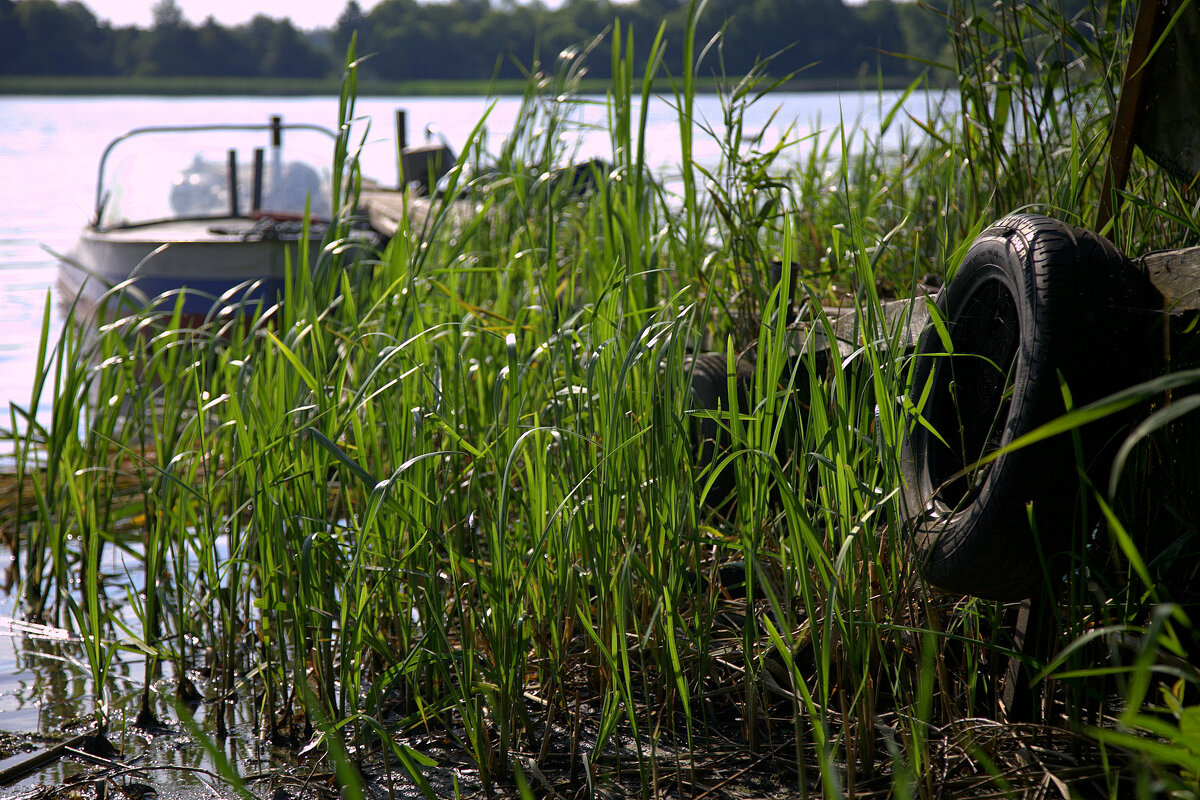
[396,109,407,189]
[252,147,264,214]
[269,115,283,204]
[227,149,239,217]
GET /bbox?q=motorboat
[58,116,347,326]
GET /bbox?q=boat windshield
[94,121,337,229]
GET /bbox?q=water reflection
[0,527,293,792]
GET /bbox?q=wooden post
[252,147,264,213]
[396,109,408,189]
[1000,592,1057,724]
[226,148,239,218]
[1096,0,1165,232]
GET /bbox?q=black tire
[686,353,755,508]
[901,213,1160,601]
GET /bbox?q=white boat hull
[58,218,323,324]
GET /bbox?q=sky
[79,0,590,30]
[81,0,385,29]
[77,0,862,32]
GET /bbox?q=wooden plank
[0,731,98,786]
[1139,244,1200,311]
[783,295,933,364]
[359,189,410,238]
[829,294,933,351]
[812,245,1200,357]
[359,189,479,238]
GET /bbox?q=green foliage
[4,0,946,84]
[6,0,1200,796]
[4,0,114,75]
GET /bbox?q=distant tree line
[0,0,953,84]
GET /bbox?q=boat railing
[93,117,338,225]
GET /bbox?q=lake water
[0,90,942,427]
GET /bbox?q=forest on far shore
[2,0,956,85]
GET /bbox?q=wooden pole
[396,109,408,189]
[1096,0,1165,232]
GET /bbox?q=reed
[4,0,1199,796]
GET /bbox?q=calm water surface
[0,90,937,427]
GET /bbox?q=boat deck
[90,218,259,242]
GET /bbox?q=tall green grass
[4,0,1200,796]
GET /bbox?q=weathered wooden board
[359,189,409,238]
[816,245,1200,360]
[1138,245,1200,311]
[360,189,481,239]
[831,294,933,351]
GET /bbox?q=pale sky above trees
[80,0,619,29]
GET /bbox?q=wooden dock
[813,244,1199,361]
[359,186,480,239]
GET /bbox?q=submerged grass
[4,1,1200,796]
